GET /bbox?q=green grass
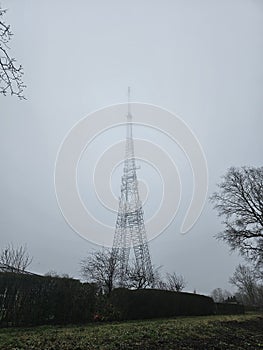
[0,314,262,350]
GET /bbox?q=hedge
[0,273,245,326]
[214,302,244,315]
[109,288,215,320]
[0,272,96,326]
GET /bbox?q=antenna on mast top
[127,86,131,119]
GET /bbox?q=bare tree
[155,272,170,290]
[166,272,187,292]
[80,248,119,295]
[210,288,232,303]
[211,167,263,273]
[0,6,25,98]
[0,243,32,272]
[126,260,158,289]
[155,271,187,292]
[156,279,168,290]
[229,264,258,305]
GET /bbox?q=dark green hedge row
[0,272,96,326]
[214,302,244,315]
[109,289,244,320]
[244,305,261,312]
[0,273,244,326]
[109,288,215,320]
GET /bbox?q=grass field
[0,314,262,350]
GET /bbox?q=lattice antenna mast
[128,86,131,116]
[112,87,154,287]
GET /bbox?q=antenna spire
[127,86,131,119]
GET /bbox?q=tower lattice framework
[112,89,154,286]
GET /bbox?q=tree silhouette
[230,264,261,306]
[0,243,32,272]
[0,6,25,99]
[80,248,119,295]
[211,166,263,274]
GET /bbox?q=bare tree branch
[0,243,33,272]
[211,166,263,273]
[166,272,187,292]
[229,264,261,306]
[125,260,158,289]
[80,248,119,295]
[210,288,232,303]
[0,6,25,99]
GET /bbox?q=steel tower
[112,88,154,286]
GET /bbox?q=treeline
[0,272,244,327]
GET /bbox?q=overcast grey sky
[1,0,263,295]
